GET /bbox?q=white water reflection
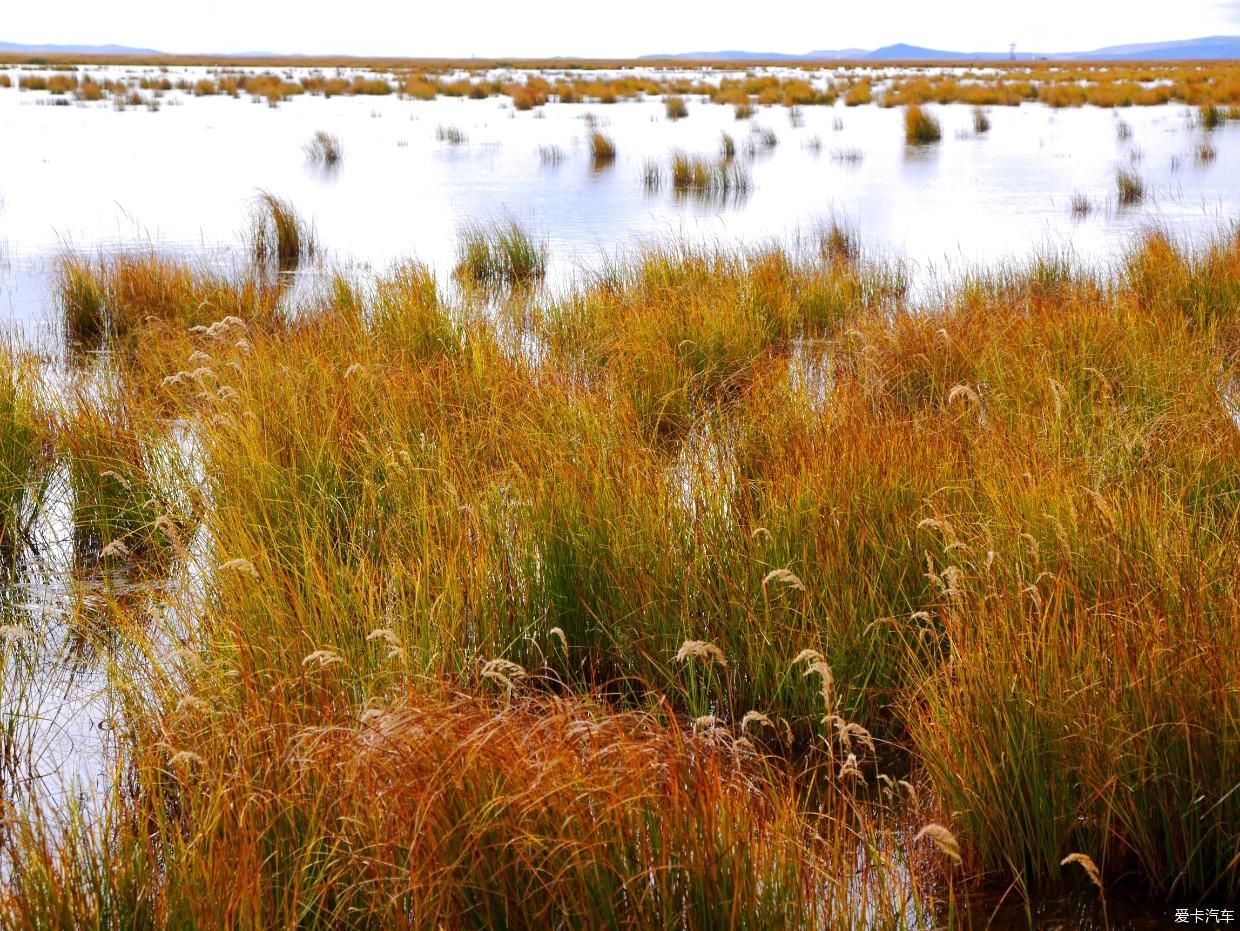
[0,65,1237,341]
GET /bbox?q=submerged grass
[1116,168,1145,205]
[303,129,343,165]
[453,219,547,285]
[2,213,1239,926]
[665,150,751,199]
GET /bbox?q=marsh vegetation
[0,55,1239,928]
[0,201,1236,928]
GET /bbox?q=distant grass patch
[435,124,467,145]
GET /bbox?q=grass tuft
[303,130,343,165]
[664,94,688,120]
[904,105,941,144]
[454,220,547,285]
[249,191,315,270]
[1116,168,1145,205]
[588,129,616,167]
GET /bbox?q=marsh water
[0,64,1234,928]
[2,64,1239,342]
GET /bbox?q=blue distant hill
[0,41,164,56]
[645,36,1240,61]
[3,36,1238,62]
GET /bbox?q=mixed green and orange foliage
[0,215,1237,927]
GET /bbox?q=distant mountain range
[645,36,1240,61]
[2,35,1239,62]
[0,41,163,56]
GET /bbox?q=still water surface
[1,64,1238,340]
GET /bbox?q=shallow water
[1,64,1238,343]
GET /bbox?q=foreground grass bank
[0,221,1237,927]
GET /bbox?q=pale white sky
[4,0,1239,58]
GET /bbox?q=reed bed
[0,215,1237,926]
[9,60,1240,112]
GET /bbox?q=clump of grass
[1199,103,1225,130]
[904,105,941,144]
[435,124,467,145]
[817,217,860,265]
[454,220,547,286]
[1116,119,1133,141]
[664,94,688,120]
[734,100,756,119]
[56,256,107,348]
[1070,192,1093,216]
[55,391,194,566]
[249,191,315,271]
[972,106,991,134]
[8,687,927,929]
[1116,168,1145,205]
[76,79,104,102]
[46,74,76,95]
[538,144,563,165]
[642,159,662,191]
[303,130,343,165]
[831,147,863,164]
[844,81,871,106]
[665,151,752,200]
[720,132,736,160]
[746,125,778,155]
[508,82,546,111]
[587,129,616,167]
[1196,140,1217,163]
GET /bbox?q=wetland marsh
[0,58,1237,929]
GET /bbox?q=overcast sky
[4,0,1240,57]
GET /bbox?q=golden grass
[0,217,1237,926]
[453,220,547,285]
[904,104,942,144]
[1116,167,1145,205]
[588,128,616,166]
[249,191,315,270]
